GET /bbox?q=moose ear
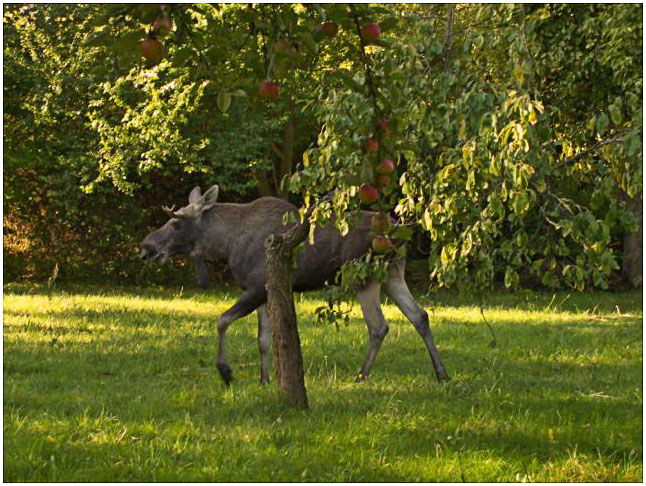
[188,186,201,204]
[199,185,219,212]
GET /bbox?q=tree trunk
[443,4,455,70]
[252,170,273,197]
[264,219,310,408]
[276,97,296,199]
[623,192,642,288]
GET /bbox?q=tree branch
[553,134,630,170]
[252,170,273,197]
[349,5,382,119]
[176,11,213,71]
[270,143,283,160]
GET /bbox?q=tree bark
[443,4,455,70]
[252,170,273,197]
[264,218,310,408]
[622,191,642,288]
[277,97,296,199]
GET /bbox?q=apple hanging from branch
[363,137,379,154]
[375,174,391,188]
[140,37,164,62]
[360,23,381,42]
[376,158,395,175]
[320,22,339,38]
[152,17,172,37]
[358,184,379,205]
[258,81,280,99]
[377,119,392,137]
[372,235,392,254]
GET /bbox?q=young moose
[140,185,449,385]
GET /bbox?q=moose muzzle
[139,243,162,262]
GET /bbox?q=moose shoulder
[140,185,448,385]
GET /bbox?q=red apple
[370,213,391,233]
[372,235,392,254]
[363,137,379,154]
[152,17,172,37]
[140,38,164,61]
[320,22,339,38]
[375,174,391,188]
[376,158,395,175]
[258,81,280,99]
[377,119,392,137]
[361,23,381,42]
[358,184,379,205]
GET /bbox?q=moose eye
[171,220,181,230]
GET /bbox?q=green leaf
[440,243,457,266]
[488,193,504,219]
[504,267,518,288]
[422,208,432,231]
[513,65,525,85]
[360,162,373,182]
[110,31,144,55]
[171,47,193,67]
[516,231,528,247]
[217,92,231,113]
[84,28,111,47]
[595,113,609,135]
[342,174,362,186]
[428,42,443,55]
[624,132,641,156]
[298,32,318,55]
[378,16,400,32]
[512,192,529,216]
[392,226,413,241]
[608,104,622,125]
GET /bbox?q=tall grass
[3,283,642,481]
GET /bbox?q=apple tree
[5,3,641,407]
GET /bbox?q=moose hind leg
[257,304,271,385]
[216,289,264,386]
[356,281,389,382]
[383,263,449,382]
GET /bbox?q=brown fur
[190,197,374,293]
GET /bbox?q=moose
[140,185,449,385]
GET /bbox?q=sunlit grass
[3,283,642,481]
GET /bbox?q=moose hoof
[354,372,369,384]
[217,363,233,386]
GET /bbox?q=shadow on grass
[4,285,642,481]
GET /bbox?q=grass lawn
[3,282,643,482]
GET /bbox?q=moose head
[139,185,219,264]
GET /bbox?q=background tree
[4,3,641,290]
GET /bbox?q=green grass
[3,282,643,482]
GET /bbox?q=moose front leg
[356,281,390,382]
[216,289,265,386]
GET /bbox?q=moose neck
[194,203,242,261]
